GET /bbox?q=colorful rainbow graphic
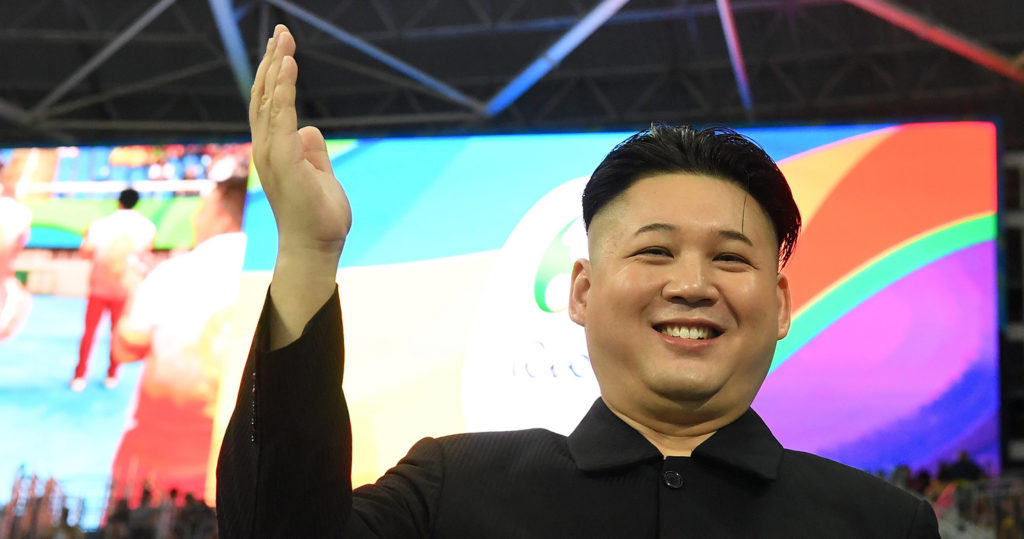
[754,122,998,471]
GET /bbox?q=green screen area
[26,197,200,250]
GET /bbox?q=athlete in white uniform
[73,188,155,391]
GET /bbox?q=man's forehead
[590,175,757,227]
[586,174,777,250]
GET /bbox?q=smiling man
[569,147,797,457]
[217,24,939,538]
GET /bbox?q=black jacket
[217,289,939,538]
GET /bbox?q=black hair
[118,188,140,209]
[214,175,249,227]
[582,124,801,267]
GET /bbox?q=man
[217,25,939,537]
[73,188,155,391]
[110,177,248,502]
[0,183,32,341]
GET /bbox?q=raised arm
[219,26,442,538]
[218,25,355,538]
[251,24,351,349]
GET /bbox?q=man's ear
[568,258,591,327]
[776,272,792,340]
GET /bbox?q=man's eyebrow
[633,223,756,247]
[633,222,676,236]
[719,229,754,246]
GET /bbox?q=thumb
[298,126,331,173]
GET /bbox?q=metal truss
[0,0,1021,146]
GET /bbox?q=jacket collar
[567,399,662,471]
[567,398,783,481]
[691,407,783,481]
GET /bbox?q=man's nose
[661,259,719,305]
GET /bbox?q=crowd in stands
[99,488,216,539]
[48,143,250,185]
[877,451,1024,538]
[0,142,250,202]
[1,479,216,539]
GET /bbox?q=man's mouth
[655,324,721,340]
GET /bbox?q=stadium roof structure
[0,0,1021,147]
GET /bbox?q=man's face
[569,173,791,422]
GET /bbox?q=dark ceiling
[1,0,1022,149]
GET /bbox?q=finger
[261,36,283,131]
[262,27,296,130]
[252,35,280,162]
[298,126,331,173]
[270,52,299,137]
[249,37,274,129]
[274,24,295,57]
[262,25,287,104]
[269,53,301,169]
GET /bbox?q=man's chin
[652,383,722,409]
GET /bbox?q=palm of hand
[251,26,351,257]
[261,127,351,255]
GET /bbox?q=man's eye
[638,247,671,257]
[717,253,750,264]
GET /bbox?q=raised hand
[251,25,351,347]
[251,24,351,260]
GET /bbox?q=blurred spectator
[46,506,83,539]
[949,450,985,482]
[127,489,157,539]
[998,494,1023,539]
[147,158,174,182]
[909,469,932,495]
[0,182,32,341]
[890,463,911,490]
[0,147,59,203]
[173,494,216,539]
[155,489,178,539]
[105,499,130,539]
[938,461,952,482]
[109,177,247,500]
[73,188,156,391]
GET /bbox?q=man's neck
[602,398,742,457]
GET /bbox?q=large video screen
[0,142,252,529]
[0,122,998,529]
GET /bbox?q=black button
[663,470,683,489]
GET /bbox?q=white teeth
[660,325,713,339]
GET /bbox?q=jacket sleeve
[216,287,441,538]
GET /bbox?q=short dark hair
[582,124,801,267]
[118,188,140,209]
[214,176,249,227]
